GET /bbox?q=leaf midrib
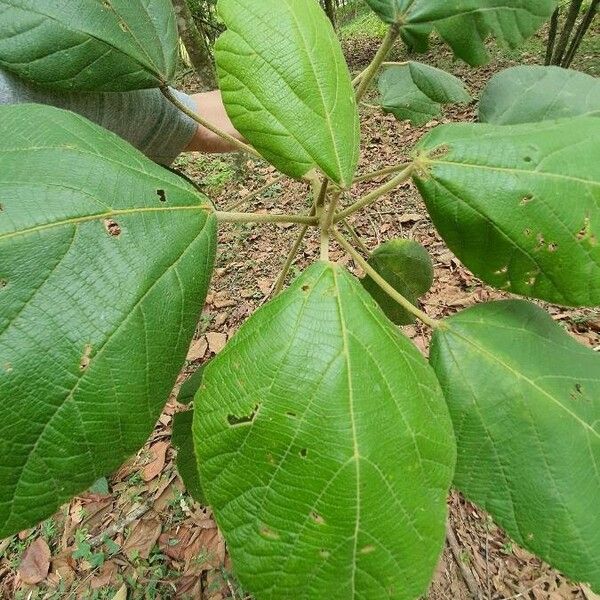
[0,205,210,241]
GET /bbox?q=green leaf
[172,411,205,505]
[364,0,556,66]
[379,63,470,126]
[361,239,434,325]
[0,0,178,91]
[178,365,206,405]
[0,104,216,538]
[430,300,600,591]
[413,117,600,307]
[194,262,455,600]
[479,65,600,125]
[215,0,360,187]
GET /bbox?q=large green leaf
[362,239,434,325]
[378,63,470,126]
[479,65,600,125]
[430,300,600,591]
[194,262,455,600]
[0,104,216,537]
[364,0,556,66]
[215,0,360,187]
[0,0,178,91]
[413,117,600,307]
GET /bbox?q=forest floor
[1,9,599,600]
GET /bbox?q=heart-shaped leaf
[430,300,600,591]
[365,0,556,66]
[413,117,600,307]
[215,0,360,187]
[479,65,600,125]
[194,262,455,600]
[379,62,470,126]
[0,104,216,537]
[0,0,178,91]
[362,239,434,325]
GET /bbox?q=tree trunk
[171,0,217,90]
[322,0,337,28]
[551,0,583,65]
[562,0,599,67]
[545,7,560,65]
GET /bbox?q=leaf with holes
[215,0,360,187]
[378,63,470,126]
[0,104,216,537]
[479,65,600,125]
[365,0,556,66]
[0,0,178,91]
[194,262,455,600]
[173,410,205,505]
[362,239,434,325]
[413,117,600,307]
[430,300,600,591]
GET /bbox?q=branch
[160,86,260,157]
[355,24,400,102]
[335,165,413,222]
[332,228,439,329]
[215,211,318,225]
[353,163,411,184]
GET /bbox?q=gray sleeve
[0,68,198,165]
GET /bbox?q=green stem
[160,86,260,158]
[215,211,318,225]
[342,218,370,254]
[353,163,411,184]
[332,229,439,329]
[335,165,413,222]
[224,174,286,211]
[355,24,400,102]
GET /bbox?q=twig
[215,211,318,226]
[335,165,414,222]
[332,228,440,328]
[353,163,410,184]
[224,175,286,211]
[446,523,482,600]
[88,503,152,548]
[341,218,370,254]
[160,86,259,158]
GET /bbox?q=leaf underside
[0,0,178,91]
[479,65,600,125]
[362,239,434,325]
[431,300,600,591]
[172,411,205,505]
[379,63,470,126]
[215,0,360,187]
[365,0,557,66]
[194,262,455,600]
[413,117,600,307]
[0,104,216,537]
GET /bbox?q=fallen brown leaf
[122,518,162,559]
[206,332,228,354]
[18,538,51,585]
[141,441,169,482]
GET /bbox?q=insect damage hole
[310,512,325,525]
[104,219,121,237]
[520,194,534,206]
[227,404,259,426]
[156,189,167,203]
[299,448,308,459]
[80,344,93,371]
[0,279,7,289]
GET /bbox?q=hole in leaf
[0,203,4,212]
[104,219,121,237]
[523,228,532,237]
[524,156,532,163]
[156,189,167,203]
[3,363,13,373]
[548,242,558,252]
[494,266,508,276]
[572,382,583,399]
[102,0,111,8]
[301,285,310,292]
[119,20,127,31]
[286,411,297,418]
[310,512,325,525]
[0,279,7,289]
[80,344,93,371]
[360,545,376,555]
[429,144,450,160]
[299,448,308,459]
[520,194,534,205]
[319,549,330,559]
[536,233,545,247]
[227,404,259,426]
